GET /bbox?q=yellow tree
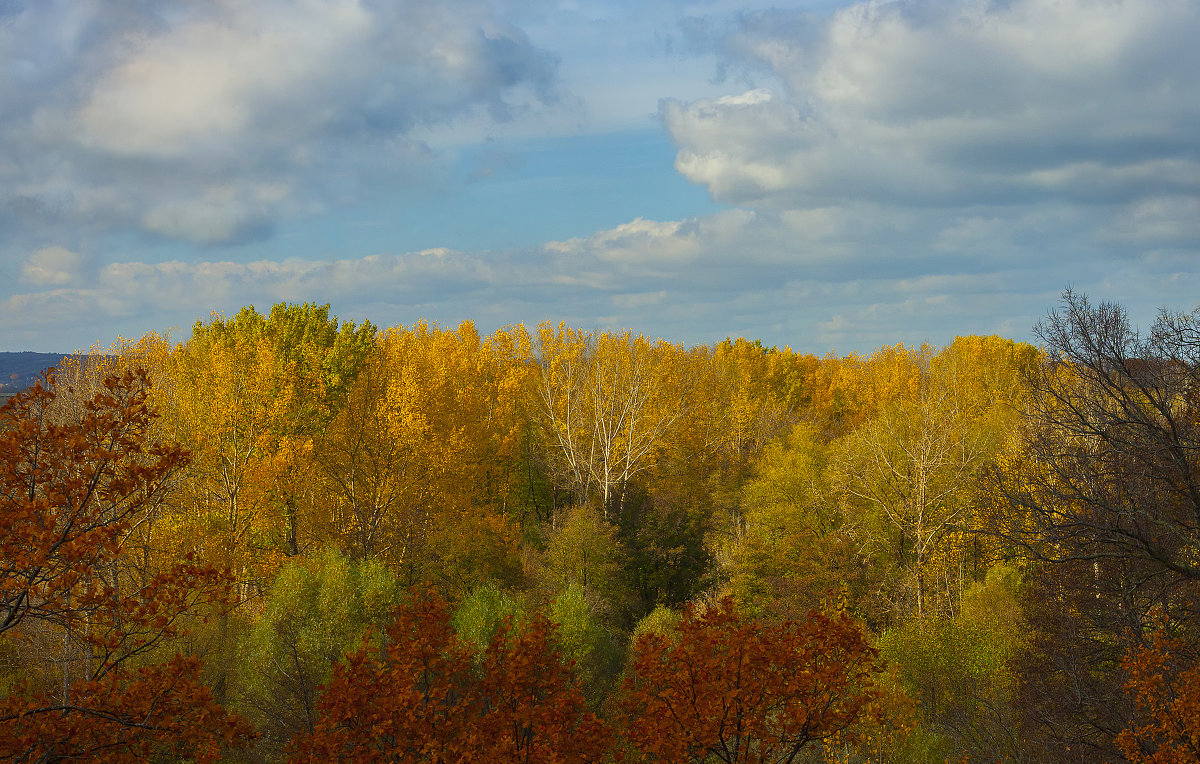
[701,339,800,466]
[310,346,406,561]
[690,340,826,565]
[928,335,1039,581]
[806,344,926,436]
[312,321,527,592]
[154,304,375,589]
[837,338,1031,620]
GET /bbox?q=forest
[1,290,1198,763]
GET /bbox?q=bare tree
[992,290,1200,762]
[998,289,1200,584]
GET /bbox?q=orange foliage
[0,655,255,763]
[805,344,927,434]
[0,369,254,760]
[291,589,610,762]
[617,597,882,763]
[0,368,188,634]
[332,321,527,588]
[1117,635,1200,763]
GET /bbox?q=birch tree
[840,354,991,620]
[533,323,687,520]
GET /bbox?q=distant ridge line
[0,351,85,392]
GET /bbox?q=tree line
[0,291,1197,761]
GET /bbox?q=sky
[1,0,1197,355]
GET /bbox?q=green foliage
[740,423,832,530]
[879,564,1025,761]
[451,580,526,655]
[616,482,715,620]
[508,423,560,530]
[542,503,630,623]
[235,549,401,758]
[730,423,852,617]
[549,582,625,706]
[631,605,681,642]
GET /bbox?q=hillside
[0,351,75,392]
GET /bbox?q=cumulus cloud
[663,0,1200,211]
[640,0,1200,345]
[0,0,557,245]
[20,246,90,287]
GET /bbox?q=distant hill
[0,352,77,393]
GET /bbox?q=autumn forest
[2,291,1199,762]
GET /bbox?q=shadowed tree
[992,291,1200,759]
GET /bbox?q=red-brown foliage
[290,589,610,762]
[0,369,255,761]
[0,654,254,762]
[0,369,188,636]
[1117,634,1200,763]
[617,597,881,764]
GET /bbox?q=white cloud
[0,0,557,245]
[664,0,1200,210]
[635,0,1200,347]
[1,0,1197,354]
[545,210,756,267]
[21,246,89,287]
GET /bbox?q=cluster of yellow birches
[12,297,1195,762]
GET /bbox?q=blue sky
[1,0,1197,354]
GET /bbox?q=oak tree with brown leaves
[290,588,610,763]
[617,597,881,764]
[0,369,254,762]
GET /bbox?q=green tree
[549,582,624,706]
[729,423,874,621]
[541,503,630,622]
[615,482,715,620]
[880,565,1025,761]
[451,580,526,655]
[235,549,400,758]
